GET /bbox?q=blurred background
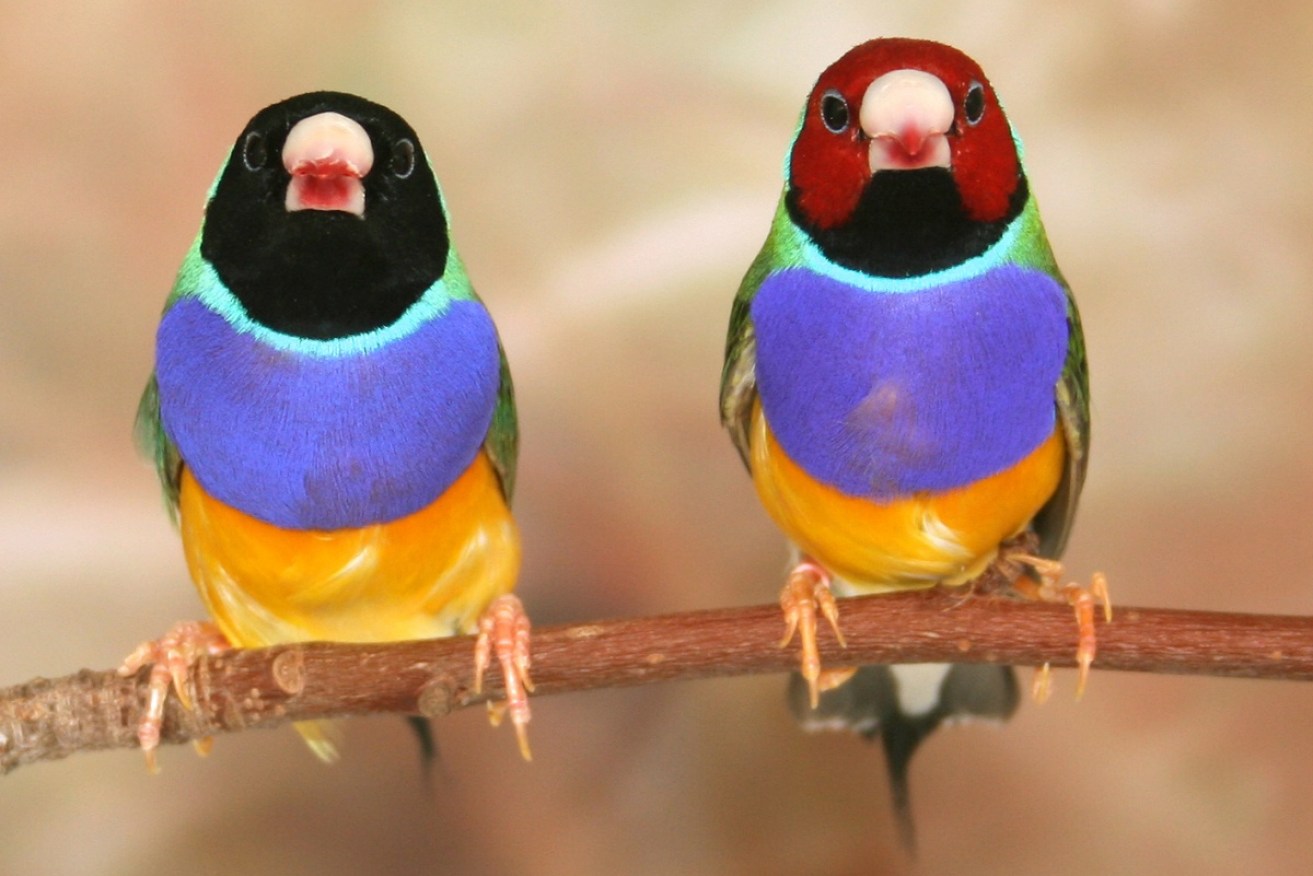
[3,2,1312,874]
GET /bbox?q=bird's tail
[406,716,440,772]
[789,663,1019,852]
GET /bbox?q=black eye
[241,131,267,171]
[963,82,986,126]
[390,138,416,178]
[819,89,850,133]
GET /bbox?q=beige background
[3,2,1312,874]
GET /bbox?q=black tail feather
[406,716,440,777]
[790,663,1019,852]
[876,713,934,854]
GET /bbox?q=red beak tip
[291,158,360,179]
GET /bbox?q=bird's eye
[390,138,416,179]
[819,90,850,134]
[241,131,267,171]
[963,82,986,126]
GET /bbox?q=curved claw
[1031,663,1054,704]
[1009,562,1111,701]
[117,621,230,772]
[474,594,534,761]
[1069,572,1112,699]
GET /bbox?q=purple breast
[750,265,1068,499]
[155,297,501,530]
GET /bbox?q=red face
[788,38,1021,229]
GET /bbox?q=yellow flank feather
[178,450,520,648]
[749,399,1064,592]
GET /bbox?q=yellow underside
[178,451,520,648]
[749,399,1064,592]
[178,451,519,760]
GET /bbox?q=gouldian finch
[124,92,532,768]
[720,39,1099,844]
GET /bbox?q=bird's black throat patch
[203,208,446,340]
[788,168,1028,278]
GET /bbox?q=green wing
[720,204,797,469]
[719,263,770,470]
[134,373,184,521]
[440,242,518,503]
[135,234,206,522]
[1001,196,1091,560]
[483,339,519,504]
[1031,282,1090,560]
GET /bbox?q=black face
[787,168,1028,279]
[201,91,449,339]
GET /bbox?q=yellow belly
[178,450,520,648]
[749,399,1064,591]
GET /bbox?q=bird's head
[200,92,450,339]
[788,39,1024,243]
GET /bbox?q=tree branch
[4,587,1312,775]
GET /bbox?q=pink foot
[1006,555,1111,700]
[779,559,847,709]
[474,595,534,761]
[118,620,230,772]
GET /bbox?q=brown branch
[4,588,1313,775]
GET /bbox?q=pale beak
[859,69,953,173]
[282,111,373,216]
